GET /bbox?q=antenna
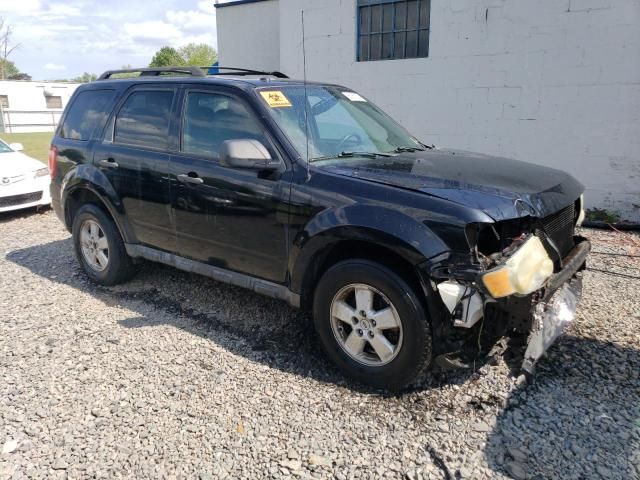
[301,9,311,181]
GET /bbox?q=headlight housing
[576,194,585,226]
[481,236,553,298]
[34,167,50,178]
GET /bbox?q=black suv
[50,67,590,389]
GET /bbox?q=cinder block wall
[279,0,640,222]
[219,0,640,221]
[217,0,281,73]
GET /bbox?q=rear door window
[60,89,115,140]
[114,90,175,150]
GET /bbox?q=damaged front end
[424,197,590,374]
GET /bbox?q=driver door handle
[98,158,119,169]
[177,173,204,185]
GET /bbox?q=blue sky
[0,0,226,80]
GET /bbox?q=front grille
[0,191,43,208]
[539,203,575,257]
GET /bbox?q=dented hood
[316,149,584,221]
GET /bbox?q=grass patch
[585,208,621,224]
[0,132,53,164]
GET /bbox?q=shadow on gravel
[485,336,640,479]
[0,206,50,224]
[6,238,483,397]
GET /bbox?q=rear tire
[72,204,136,286]
[313,259,432,390]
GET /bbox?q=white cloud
[166,9,214,30]
[0,0,41,14]
[197,0,214,13]
[122,20,183,42]
[45,3,84,18]
[4,0,218,79]
[44,62,66,70]
[121,8,217,50]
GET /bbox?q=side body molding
[126,244,301,307]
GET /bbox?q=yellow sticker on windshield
[260,90,292,108]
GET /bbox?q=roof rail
[202,66,289,79]
[97,66,206,80]
[97,66,289,81]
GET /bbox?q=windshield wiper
[419,141,435,150]
[390,146,426,153]
[309,151,394,162]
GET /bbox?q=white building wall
[0,81,79,133]
[219,0,640,222]
[216,0,281,72]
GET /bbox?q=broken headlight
[480,235,553,298]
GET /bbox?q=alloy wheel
[330,283,403,366]
[80,219,109,272]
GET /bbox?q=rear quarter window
[60,89,116,140]
[114,90,175,150]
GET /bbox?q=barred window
[46,96,63,109]
[357,0,430,61]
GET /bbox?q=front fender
[61,165,136,243]
[288,204,450,294]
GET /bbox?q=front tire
[72,204,136,286]
[313,259,432,390]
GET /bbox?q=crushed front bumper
[521,237,590,373]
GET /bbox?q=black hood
[315,149,584,221]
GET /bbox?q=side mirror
[220,139,277,170]
[9,143,24,152]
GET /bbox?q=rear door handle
[177,173,204,185]
[98,158,119,169]
[211,197,234,205]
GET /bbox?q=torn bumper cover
[428,235,590,367]
[522,237,590,373]
[522,277,582,373]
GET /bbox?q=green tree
[0,58,18,79]
[8,72,30,80]
[148,44,217,69]
[109,65,139,79]
[178,43,217,67]
[72,72,97,83]
[1,18,21,80]
[149,46,185,67]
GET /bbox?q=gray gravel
[1,209,639,479]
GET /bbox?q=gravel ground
[1,209,638,480]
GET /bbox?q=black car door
[94,86,178,252]
[169,87,291,283]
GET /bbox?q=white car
[0,139,51,213]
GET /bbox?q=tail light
[48,145,58,179]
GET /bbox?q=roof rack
[97,66,289,81]
[98,67,205,80]
[202,67,289,79]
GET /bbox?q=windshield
[258,85,424,161]
[0,140,12,154]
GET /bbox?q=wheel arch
[290,201,450,302]
[294,229,464,360]
[297,237,427,311]
[61,165,135,243]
